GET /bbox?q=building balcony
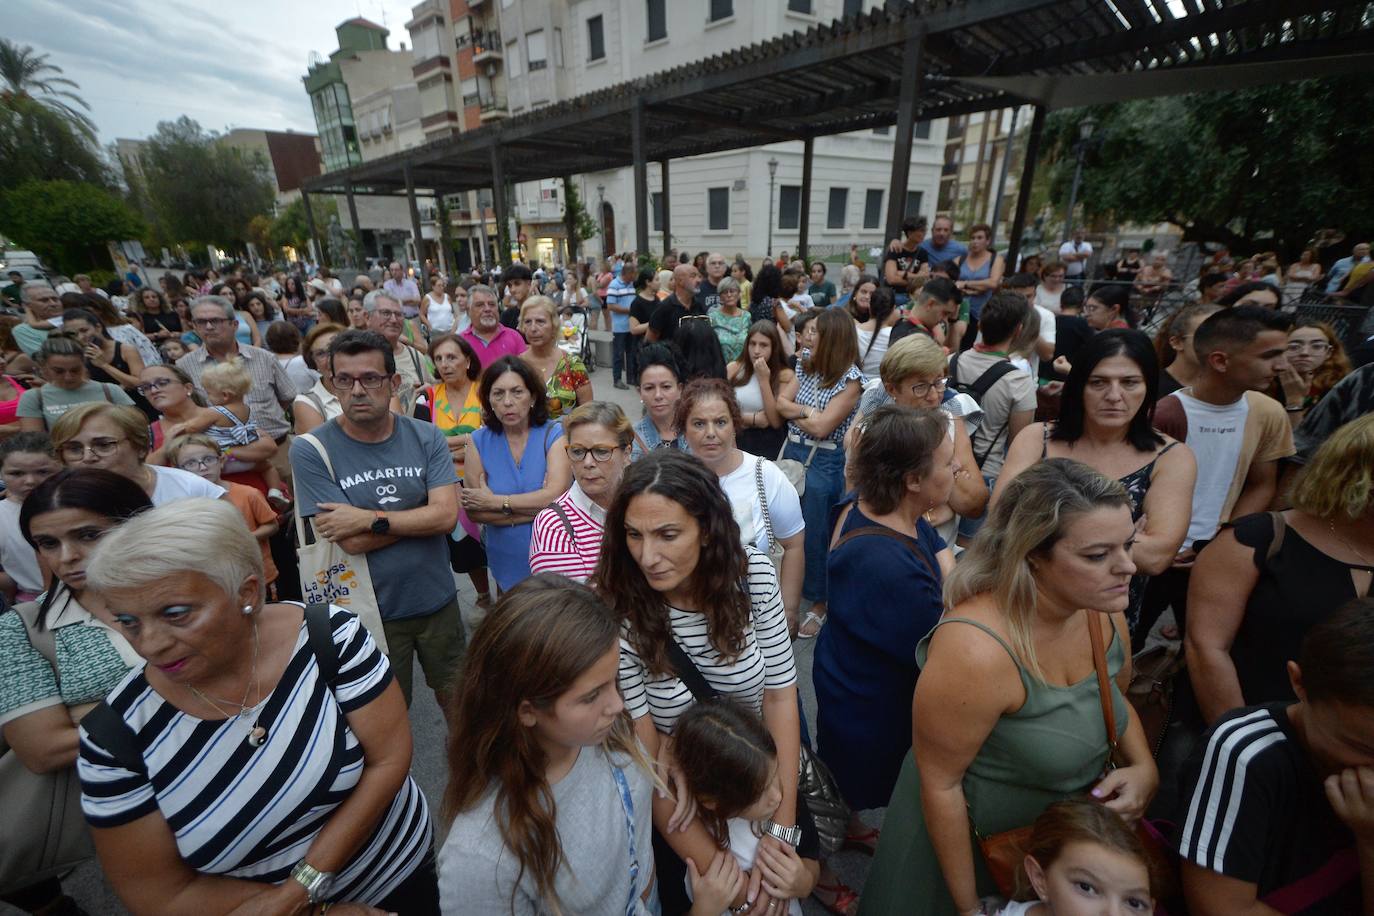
[478,95,508,122]
[472,31,502,62]
[467,0,488,7]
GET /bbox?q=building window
[507,40,523,77]
[709,0,733,21]
[843,0,865,15]
[647,0,668,42]
[707,187,729,231]
[863,189,883,229]
[904,191,923,220]
[827,188,848,229]
[553,28,564,67]
[527,30,547,71]
[778,185,800,230]
[915,120,931,140]
[788,0,814,13]
[587,15,605,61]
[651,192,664,232]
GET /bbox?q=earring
[242,604,254,615]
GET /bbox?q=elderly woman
[461,356,572,594]
[677,378,805,628]
[863,460,1158,915]
[76,498,439,915]
[0,469,151,913]
[1034,261,1067,314]
[518,295,591,420]
[292,323,348,434]
[18,335,136,432]
[815,407,956,854]
[50,402,224,506]
[708,276,751,363]
[528,401,633,583]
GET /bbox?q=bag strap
[304,601,340,687]
[546,500,577,541]
[101,383,114,403]
[754,458,777,551]
[664,637,721,703]
[1261,847,1359,913]
[1086,611,1121,763]
[832,524,937,581]
[1266,510,1287,566]
[966,360,1018,404]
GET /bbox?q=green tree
[562,179,598,262]
[0,99,110,191]
[270,195,337,254]
[0,40,96,140]
[0,179,144,273]
[1038,75,1374,259]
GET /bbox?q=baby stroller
[558,304,596,371]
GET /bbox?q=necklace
[186,616,268,747]
[1329,519,1374,566]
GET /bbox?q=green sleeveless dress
[858,616,1127,915]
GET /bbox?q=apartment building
[936,107,1034,243]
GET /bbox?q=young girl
[158,338,189,362]
[998,798,1157,916]
[438,574,745,915]
[195,360,290,507]
[673,700,820,915]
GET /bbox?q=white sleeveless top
[733,371,766,414]
[426,293,456,333]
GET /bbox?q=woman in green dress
[860,459,1158,916]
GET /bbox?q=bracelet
[1285,404,1305,413]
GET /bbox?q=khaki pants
[381,596,466,707]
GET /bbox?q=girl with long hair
[854,285,899,377]
[1273,320,1351,427]
[728,320,796,458]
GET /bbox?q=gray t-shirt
[951,348,1036,478]
[16,381,134,429]
[438,746,654,916]
[290,415,458,621]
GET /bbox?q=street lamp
[767,157,779,259]
[596,184,606,256]
[1063,115,1098,242]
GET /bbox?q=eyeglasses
[193,317,231,328]
[373,308,404,320]
[566,444,620,463]
[179,455,219,471]
[134,377,176,396]
[60,437,126,461]
[331,373,390,390]
[1286,341,1331,353]
[908,377,949,398]
[678,314,711,326]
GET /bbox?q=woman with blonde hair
[1188,412,1374,723]
[519,294,592,420]
[863,459,1159,915]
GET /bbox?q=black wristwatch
[370,511,390,535]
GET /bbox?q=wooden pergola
[301,0,1374,266]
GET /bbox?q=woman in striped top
[76,498,438,914]
[593,450,800,916]
[529,401,633,583]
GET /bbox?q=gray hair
[716,276,740,297]
[362,290,400,313]
[839,264,861,296]
[86,497,266,604]
[192,295,236,320]
[20,281,55,302]
[467,284,498,306]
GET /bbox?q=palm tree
[0,39,96,141]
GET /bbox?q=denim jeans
[784,439,847,604]
[613,331,630,383]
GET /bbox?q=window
[709,0,733,21]
[778,185,801,230]
[647,0,668,41]
[863,189,883,229]
[651,192,664,232]
[527,30,547,71]
[587,16,605,61]
[827,188,848,229]
[553,28,564,67]
[707,187,729,231]
[904,191,923,220]
[788,0,814,13]
[914,120,931,140]
[843,0,865,15]
[506,41,522,77]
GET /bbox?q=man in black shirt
[646,263,704,344]
[695,252,728,311]
[499,263,533,329]
[882,216,930,304]
[890,277,959,347]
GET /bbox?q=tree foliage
[1039,75,1374,259]
[0,98,111,191]
[0,39,97,140]
[563,179,598,262]
[270,195,339,254]
[136,117,276,250]
[0,180,144,273]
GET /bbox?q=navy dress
[813,500,945,810]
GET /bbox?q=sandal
[843,825,881,855]
[812,880,860,916]
[798,609,827,640]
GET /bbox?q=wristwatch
[501,496,513,517]
[289,861,333,903]
[370,511,390,535]
[762,819,803,849]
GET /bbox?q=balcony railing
[472,30,502,61]
[479,95,507,112]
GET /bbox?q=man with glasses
[459,284,527,371]
[363,290,433,416]
[695,252,729,311]
[289,328,461,708]
[646,263,704,344]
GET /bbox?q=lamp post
[1063,114,1097,242]
[596,184,606,257]
[767,157,779,259]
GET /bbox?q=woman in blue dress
[814,406,957,843]
[952,223,1005,345]
[461,356,571,593]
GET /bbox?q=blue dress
[813,500,945,810]
[471,422,563,592]
[960,253,995,319]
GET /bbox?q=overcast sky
[9,0,416,145]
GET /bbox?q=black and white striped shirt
[619,547,797,734]
[77,606,432,905]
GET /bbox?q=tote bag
[293,433,389,653]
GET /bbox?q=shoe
[613,381,630,390]
[266,487,293,511]
[812,881,860,915]
[798,609,826,639]
[843,825,881,855]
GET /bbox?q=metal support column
[489,147,510,267]
[631,100,650,258]
[345,184,362,264]
[884,25,927,244]
[403,165,424,269]
[989,106,1021,243]
[1006,105,1047,270]
[659,159,671,259]
[300,189,323,269]
[562,175,577,265]
[798,137,814,263]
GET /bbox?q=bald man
[646,263,704,344]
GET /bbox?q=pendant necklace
[1329,519,1374,566]
[186,617,268,748]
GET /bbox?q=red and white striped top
[529,483,606,584]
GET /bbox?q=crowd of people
[0,223,1370,916]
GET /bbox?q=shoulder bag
[773,437,818,497]
[752,458,786,574]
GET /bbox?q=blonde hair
[86,497,265,603]
[200,360,252,398]
[656,269,673,292]
[519,295,558,328]
[165,433,222,467]
[562,400,633,449]
[879,334,946,388]
[945,459,1129,679]
[51,403,150,459]
[1290,413,1374,521]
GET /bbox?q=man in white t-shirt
[1058,228,1093,282]
[1143,306,1294,643]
